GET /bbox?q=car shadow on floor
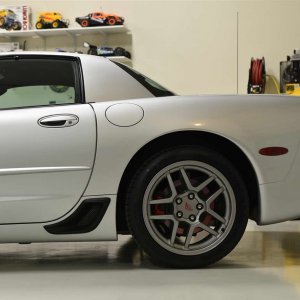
[0,231,298,272]
[216,231,300,269]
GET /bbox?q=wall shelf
[0,25,132,64]
[0,25,128,39]
[0,26,130,52]
[108,56,131,64]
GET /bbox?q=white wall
[0,0,299,95]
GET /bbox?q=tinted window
[113,62,175,97]
[0,57,80,109]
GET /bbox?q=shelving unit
[0,26,131,60]
[0,25,128,40]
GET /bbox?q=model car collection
[0,51,299,268]
[35,12,69,29]
[0,9,21,31]
[0,7,124,30]
[76,11,124,27]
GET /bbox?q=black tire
[124,51,131,59]
[114,47,125,56]
[36,21,44,30]
[126,145,249,268]
[106,17,116,26]
[12,22,21,31]
[80,20,89,27]
[52,20,60,28]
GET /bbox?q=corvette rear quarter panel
[85,95,300,225]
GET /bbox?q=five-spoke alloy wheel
[126,146,249,268]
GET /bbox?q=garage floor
[0,221,299,300]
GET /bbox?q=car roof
[0,51,106,61]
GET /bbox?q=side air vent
[44,198,110,235]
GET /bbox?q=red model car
[76,12,124,27]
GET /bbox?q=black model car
[84,42,131,59]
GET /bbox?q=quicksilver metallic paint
[0,52,298,243]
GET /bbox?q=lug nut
[196,203,203,210]
[188,193,195,200]
[189,215,196,222]
[176,198,182,205]
[176,211,183,218]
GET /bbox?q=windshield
[113,62,175,97]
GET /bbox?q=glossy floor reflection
[0,222,299,299]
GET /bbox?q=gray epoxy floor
[0,222,300,300]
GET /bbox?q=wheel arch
[116,130,260,234]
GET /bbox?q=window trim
[0,54,85,110]
[113,61,175,97]
[0,102,85,112]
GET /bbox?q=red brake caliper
[153,196,165,215]
[152,182,216,236]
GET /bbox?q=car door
[0,55,96,224]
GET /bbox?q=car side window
[0,57,81,110]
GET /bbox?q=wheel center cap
[176,194,199,219]
[184,201,193,212]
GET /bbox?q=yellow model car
[36,12,69,29]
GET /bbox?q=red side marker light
[259,147,288,156]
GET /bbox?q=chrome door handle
[38,114,79,128]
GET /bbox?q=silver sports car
[0,52,298,268]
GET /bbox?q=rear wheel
[106,17,116,26]
[124,51,131,59]
[126,146,249,268]
[52,20,59,28]
[12,22,21,30]
[80,20,89,27]
[114,47,125,56]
